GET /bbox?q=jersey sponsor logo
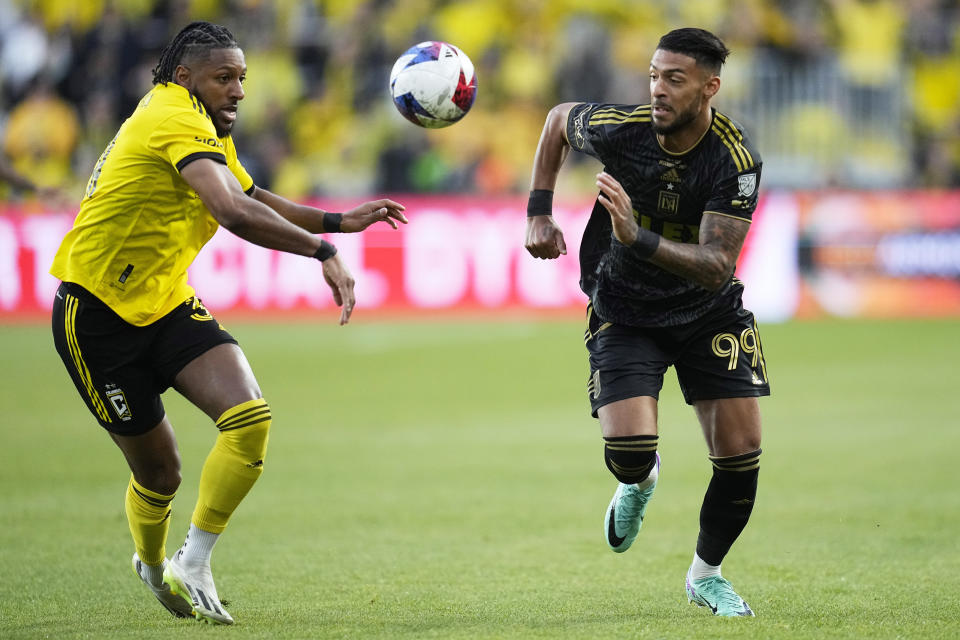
[738,173,757,197]
[105,385,132,421]
[636,211,699,244]
[194,136,224,149]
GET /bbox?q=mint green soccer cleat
[604,454,660,552]
[132,553,195,619]
[685,571,755,617]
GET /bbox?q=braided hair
[152,21,239,85]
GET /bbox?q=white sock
[139,559,165,586]
[688,552,721,581]
[634,456,659,490]
[176,523,219,569]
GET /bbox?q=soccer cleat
[132,553,194,619]
[604,453,660,552]
[685,571,755,617]
[163,556,234,625]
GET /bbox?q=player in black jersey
[525,28,768,617]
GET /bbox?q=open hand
[321,253,356,325]
[341,199,408,232]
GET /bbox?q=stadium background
[1,0,959,322]
[2,2,960,638]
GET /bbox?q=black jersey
[566,103,762,327]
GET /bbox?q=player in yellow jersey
[49,22,407,625]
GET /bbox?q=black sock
[696,449,761,566]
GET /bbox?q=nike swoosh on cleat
[607,504,626,547]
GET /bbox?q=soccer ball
[389,41,477,129]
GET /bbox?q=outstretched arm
[181,158,356,324]
[251,186,407,233]
[596,171,748,291]
[524,102,579,260]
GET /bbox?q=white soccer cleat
[132,553,194,619]
[163,555,234,625]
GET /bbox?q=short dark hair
[656,28,730,75]
[152,21,239,85]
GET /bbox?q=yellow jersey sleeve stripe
[591,107,633,117]
[64,294,112,423]
[713,118,753,167]
[590,116,651,125]
[712,114,752,163]
[712,115,755,169]
[589,105,651,125]
[704,210,752,223]
[710,124,754,172]
[714,112,745,140]
[710,126,745,172]
[175,151,227,172]
[591,106,648,117]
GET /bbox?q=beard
[651,103,699,136]
[190,87,232,137]
[212,119,232,138]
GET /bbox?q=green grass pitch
[1,316,958,639]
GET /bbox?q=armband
[322,212,343,233]
[313,240,338,261]
[631,227,660,259]
[526,189,554,217]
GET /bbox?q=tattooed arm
[648,213,748,290]
[596,170,748,291]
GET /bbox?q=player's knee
[215,398,271,469]
[603,435,658,484]
[137,467,181,496]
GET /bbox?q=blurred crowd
[1,0,959,209]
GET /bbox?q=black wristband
[526,189,553,217]
[322,212,343,232]
[631,227,660,259]
[313,239,338,261]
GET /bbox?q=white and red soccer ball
[389,41,477,128]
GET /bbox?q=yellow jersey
[50,82,254,326]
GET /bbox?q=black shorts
[584,299,770,416]
[51,282,238,436]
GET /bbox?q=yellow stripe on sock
[126,476,175,566]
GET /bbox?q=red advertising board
[2,191,958,322]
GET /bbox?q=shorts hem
[683,388,770,406]
[162,336,239,388]
[590,391,660,418]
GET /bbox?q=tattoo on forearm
[649,214,749,290]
